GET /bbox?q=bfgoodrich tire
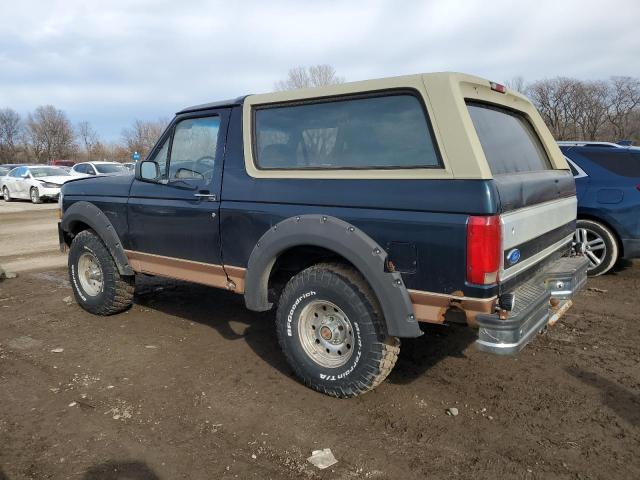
[276,263,400,398]
[68,230,135,315]
[576,219,618,276]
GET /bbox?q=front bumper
[38,186,61,199]
[476,256,589,355]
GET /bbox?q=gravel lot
[1,202,639,479]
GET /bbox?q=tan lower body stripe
[124,250,246,293]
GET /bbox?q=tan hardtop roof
[245,71,529,103]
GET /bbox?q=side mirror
[139,161,160,181]
[21,172,29,178]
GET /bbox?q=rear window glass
[254,93,441,170]
[580,150,640,177]
[467,102,552,175]
[95,164,127,174]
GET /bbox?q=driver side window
[168,116,220,181]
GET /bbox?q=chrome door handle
[194,193,217,201]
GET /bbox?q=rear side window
[254,93,441,170]
[581,150,640,178]
[467,102,552,175]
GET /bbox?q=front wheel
[3,186,12,202]
[68,230,135,315]
[276,263,399,398]
[575,219,618,276]
[30,187,42,204]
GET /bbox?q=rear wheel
[575,219,618,276]
[2,187,11,202]
[276,263,400,398]
[30,187,41,204]
[68,230,135,315]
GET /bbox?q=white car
[70,161,130,177]
[1,165,74,204]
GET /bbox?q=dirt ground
[0,202,639,480]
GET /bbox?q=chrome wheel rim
[574,228,606,270]
[298,300,355,368]
[3,188,8,201]
[31,189,37,203]
[77,252,104,296]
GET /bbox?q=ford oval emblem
[507,249,521,265]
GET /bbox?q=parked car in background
[70,161,129,177]
[50,159,76,167]
[560,144,640,275]
[123,162,135,172]
[1,165,74,203]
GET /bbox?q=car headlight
[40,182,60,188]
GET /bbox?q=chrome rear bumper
[476,256,589,355]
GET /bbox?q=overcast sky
[1,0,639,142]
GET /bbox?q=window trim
[251,88,444,172]
[465,100,554,176]
[564,157,588,179]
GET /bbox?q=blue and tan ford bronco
[59,73,589,397]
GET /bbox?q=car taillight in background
[466,215,502,285]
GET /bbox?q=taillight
[490,82,507,94]
[466,215,502,285]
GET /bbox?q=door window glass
[169,117,220,182]
[10,167,25,177]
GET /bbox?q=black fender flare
[60,201,134,276]
[244,215,422,338]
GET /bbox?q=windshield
[30,167,71,177]
[467,102,552,175]
[95,163,127,174]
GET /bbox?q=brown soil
[0,205,639,479]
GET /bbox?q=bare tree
[576,81,609,140]
[25,105,77,163]
[274,64,345,91]
[0,108,23,163]
[77,120,99,160]
[606,76,640,140]
[505,76,527,94]
[121,118,168,159]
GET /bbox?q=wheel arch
[61,201,134,276]
[243,214,422,338]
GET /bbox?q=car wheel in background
[68,230,135,315]
[575,219,618,276]
[3,186,12,202]
[276,262,400,398]
[30,187,42,204]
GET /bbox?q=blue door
[127,110,229,265]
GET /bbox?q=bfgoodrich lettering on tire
[276,263,400,398]
[68,230,135,315]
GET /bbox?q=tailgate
[466,100,577,287]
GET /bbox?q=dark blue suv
[560,143,640,275]
[57,73,589,397]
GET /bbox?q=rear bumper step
[476,256,589,355]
